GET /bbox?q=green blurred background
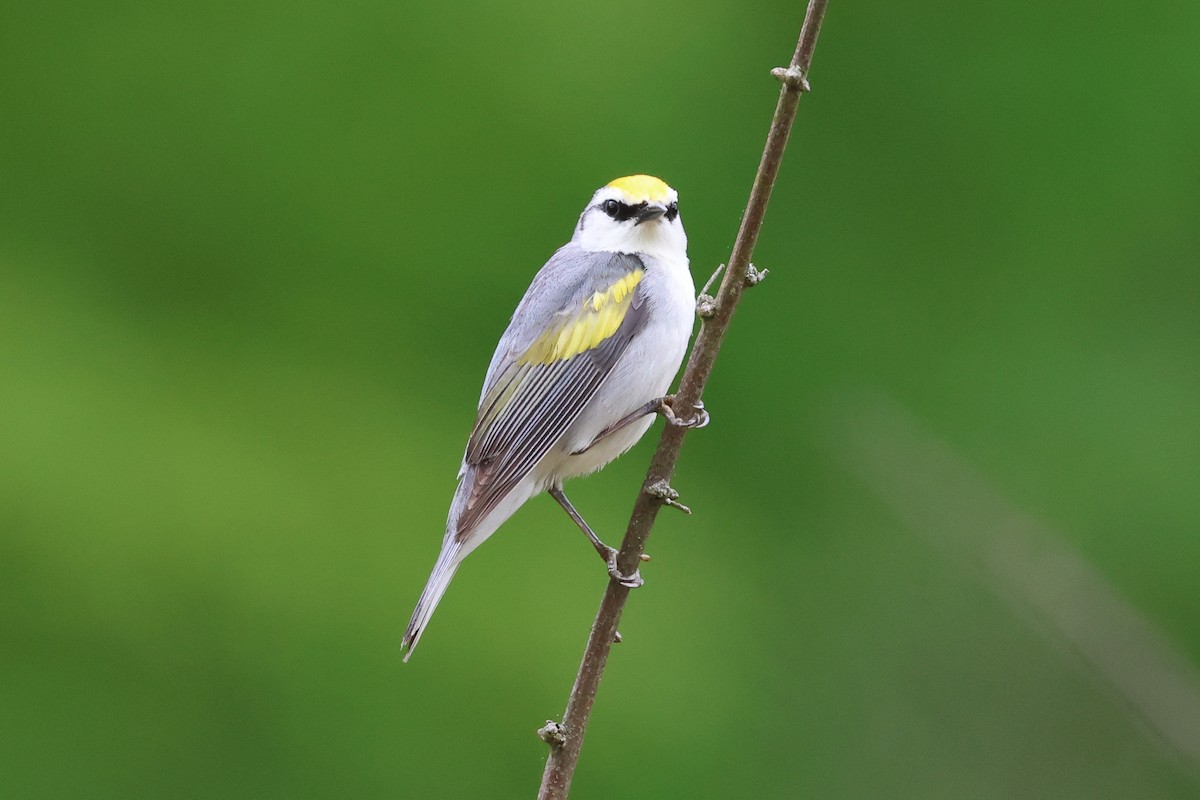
[3,0,1199,797]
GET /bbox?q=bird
[400,175,708,661]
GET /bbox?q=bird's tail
[401,539,463,662]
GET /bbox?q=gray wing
[452,247,648,539]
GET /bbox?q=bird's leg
[548,486,644,588]
[569,398,663,456]
[569,395,711,456]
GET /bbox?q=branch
[536,3,831,798]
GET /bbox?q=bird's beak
[634,203,667,225]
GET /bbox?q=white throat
[573,216,688,264]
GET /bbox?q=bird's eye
[602,199,621,218]
[665,202,679,222]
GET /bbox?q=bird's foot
[659,395,710,429]
[604,547,644,589]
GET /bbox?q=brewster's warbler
[402,175,707,660]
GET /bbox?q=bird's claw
[659,396,710,429]
[605,548,644,589]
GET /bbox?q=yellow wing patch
[606,175,672,204]
[519,270,645,365]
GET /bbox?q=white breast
[541,253,696,483]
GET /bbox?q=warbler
[401,175,707,660]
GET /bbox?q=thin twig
[536,3,831,798]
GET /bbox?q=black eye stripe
[600,199,638,222]
[599,199,678,222]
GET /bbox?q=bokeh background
[3,0,1198,797]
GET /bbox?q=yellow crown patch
[606,175,672,203]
